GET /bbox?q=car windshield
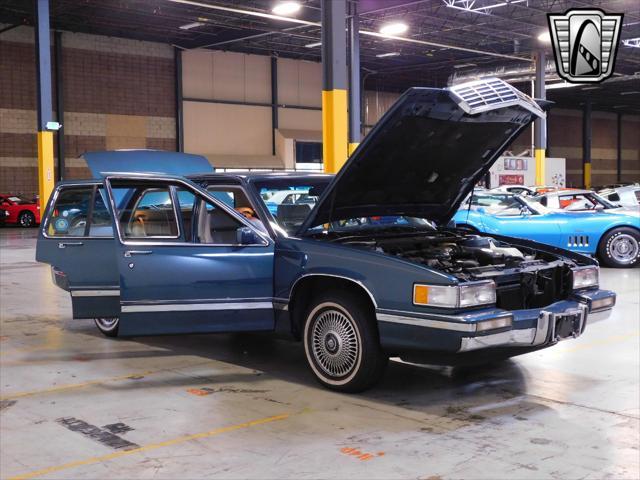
[467,193,546,215]
[554,192,616,211]
[252,178,329,234]
[251,177,436,235]
[6,196,31,204]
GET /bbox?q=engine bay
[337,231,569,279]
[331,230,576,309]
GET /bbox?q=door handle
[58,242,83,249]
[124,250,153,257]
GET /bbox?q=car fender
[275,236,457,314]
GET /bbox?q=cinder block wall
[0,25,176,197]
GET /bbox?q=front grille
[495,266,572,310]
[449,78,544,116]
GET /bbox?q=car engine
[338,231,575,309]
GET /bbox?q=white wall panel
[183,49,271,103]
[278,107,321,131]
[298,61,322,107]
[277,58,300,105]
[184,101,272,156]
[364,90,400,125]
[182,49,214,99]
[212,51,245,101]
[277,58,322,108]
[245,54,271,103]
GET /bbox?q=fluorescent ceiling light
[376,52,401,58]
[305,42,322,48]
[537,31,551,43]
[613,105,628,108]
[454,63,477,69]
[620,91,640,95]
[582,86,600,91]
[546,81,581,90]
[379,22,408,36]
[168,0,525,61]
[179,21,204,30]
[272,1,301,16]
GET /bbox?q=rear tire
[597,227,640,268]
[95,317,119,337]
[18,211,35,228]
[303,290,387,393]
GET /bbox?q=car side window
[47,187,94,237]
[206,185,268,234]
[607,192,621,202]
[120,187,179,239]
[178,187,245,244]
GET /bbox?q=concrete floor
[1,227,638,480]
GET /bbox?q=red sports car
[0,194,41,227]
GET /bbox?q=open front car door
[105,174,275,336]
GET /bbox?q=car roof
[187,171,334,183]
[541,189,593,197]
[609,184,640,192]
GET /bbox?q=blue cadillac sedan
[36,79,616,392]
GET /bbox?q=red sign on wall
[499,174,524,185]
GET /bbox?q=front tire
[303,291,387,393]
[95,317,119,337]
[18,211,35,228]
[598,227,640,268]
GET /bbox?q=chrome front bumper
[459,304,610,352]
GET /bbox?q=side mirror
[520,206,531,216]
[594,204,605,211]
[236,226,262,245]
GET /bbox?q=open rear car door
[36,181,120,319]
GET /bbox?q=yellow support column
[35,0,56,205]
[321,0,348,174]
[348,143,359,156]
[533,49,546,186]
[37,131,55,205]
[534,148,545,186]
[584,163,592,190]
[322,90,349,173]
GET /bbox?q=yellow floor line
[8,413,291,480]
[0,370,159,401]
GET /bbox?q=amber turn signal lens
[414,285,429,305]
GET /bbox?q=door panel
[36,184,120,318]
[106,177,275,336]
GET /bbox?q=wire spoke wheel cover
[95,317,119,332]
[304,302,363,385]
[608,233,639,265]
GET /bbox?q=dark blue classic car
[36,79,616,392]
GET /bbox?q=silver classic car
[36,79,616,392]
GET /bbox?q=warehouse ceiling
[1,0,640,113]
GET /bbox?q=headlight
[572,266,599,290]
[413,281,496,308]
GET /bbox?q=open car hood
[299,78,546,234]
[82,150,214,178]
